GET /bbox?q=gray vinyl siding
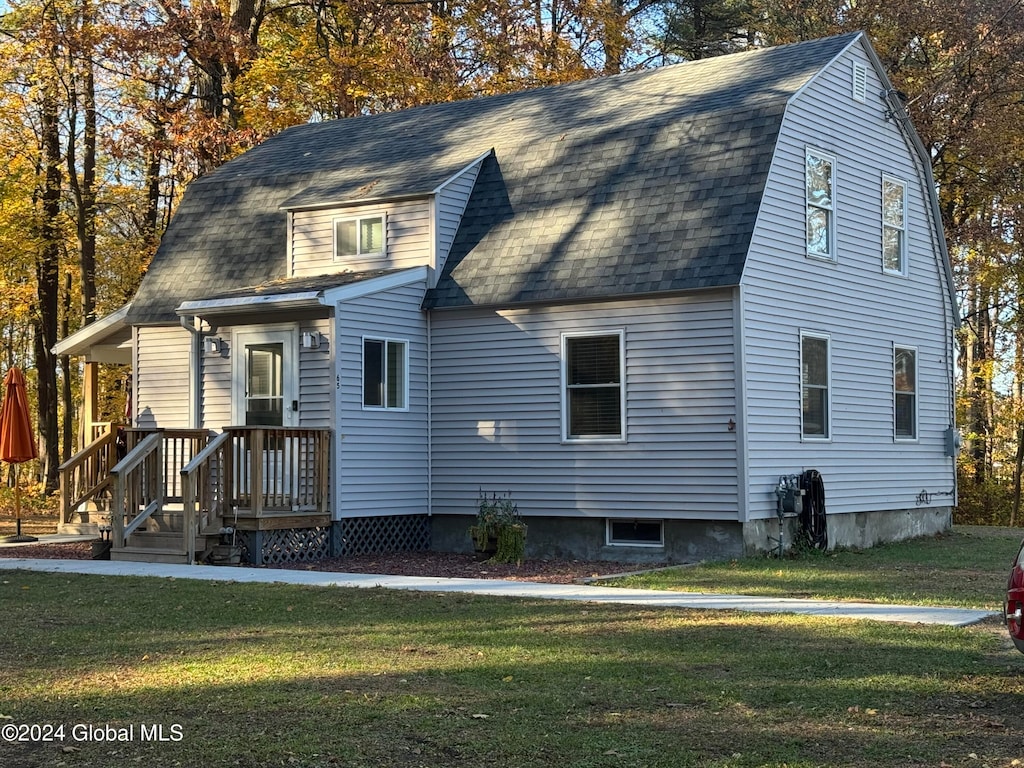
[430,293,740,521]
[740,41,956,520]
[290,199,431,276]
[436,159,483,273]
[135,325,192,428]
[201,339,231,429]
[297,317,334,427]
[335,280,429,518]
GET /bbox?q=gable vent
[852,62,868,102]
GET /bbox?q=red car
[1007,538,1024,654]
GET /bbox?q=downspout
[427,309,433,517]
[179,315,217,430]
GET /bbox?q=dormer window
[335,213,385,260]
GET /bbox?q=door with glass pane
[232,328,298,507]
[246,344,284,426]
[232,328,297,427]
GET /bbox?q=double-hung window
[894,345,917,440]
[335,214,385,260]
[562,331,625,441]
[882,176,907,275]
[800,332,830,439]
[363,337,407,410]
[806,149,836,260]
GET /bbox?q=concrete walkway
[0,554,997,627]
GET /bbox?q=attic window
[852,62,868,102]
[335,214,385,260]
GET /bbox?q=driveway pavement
[0,554,997,627]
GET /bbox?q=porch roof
[52,303,133,363]
[175,267,423,317]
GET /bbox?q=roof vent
[852,62,867,102]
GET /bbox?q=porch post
[79,361,99,446]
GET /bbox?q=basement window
[607,519,664,548]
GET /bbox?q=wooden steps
[111,546,190,564]
[109,528,215,565]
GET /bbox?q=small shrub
[470,490,526,564]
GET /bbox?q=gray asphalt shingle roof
[127,33,859,324]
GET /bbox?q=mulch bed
[0,541,93,560]
[266,551,655,583]
[0,540,658,584]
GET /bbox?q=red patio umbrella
[1,366,39,542]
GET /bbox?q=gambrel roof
[129,33,865,325]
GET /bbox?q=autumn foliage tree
[0,0,1022,516]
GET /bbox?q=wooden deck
[58,426,332,564]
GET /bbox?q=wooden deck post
[111,471,124,549]
[317,430,329,515]
[60,465,71,527]
[250,428,264,518]
[182,465,196,563]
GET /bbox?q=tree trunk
[61,272,73,463]
[80,28,97,325]
[36,66,62,493]
[1014,287,1024,527]
[969,284,995,487]
[601,0,628,75]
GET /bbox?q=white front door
[232,327,298,427]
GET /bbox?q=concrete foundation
[431,514,744,564]
[433,505,953,563]
[742,506,953,555]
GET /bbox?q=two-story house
[56,31,959,566]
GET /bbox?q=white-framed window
[806,149,836,261]
[362,336,407,410]
[606,519,664,548]
[894,345,918,440]
[561,330,625,441]
[800,331,831,439]
[335,213,385,260]
[882,176,907,275]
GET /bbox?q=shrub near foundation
[470,490,526,564]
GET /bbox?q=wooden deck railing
[180,431,233,562]
[123,428,212,501]
[100,425,329,561]
[110,432,164,549]
[58,426,119,527]
[179,427,330,561]
[228,427,331,516]
[109,428,212,549]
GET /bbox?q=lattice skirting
[235,516,431,564]
[237,527,331,566]
[334,514,431,556]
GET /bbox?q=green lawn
[606,526,1022,609]
[2,559,1023,768]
